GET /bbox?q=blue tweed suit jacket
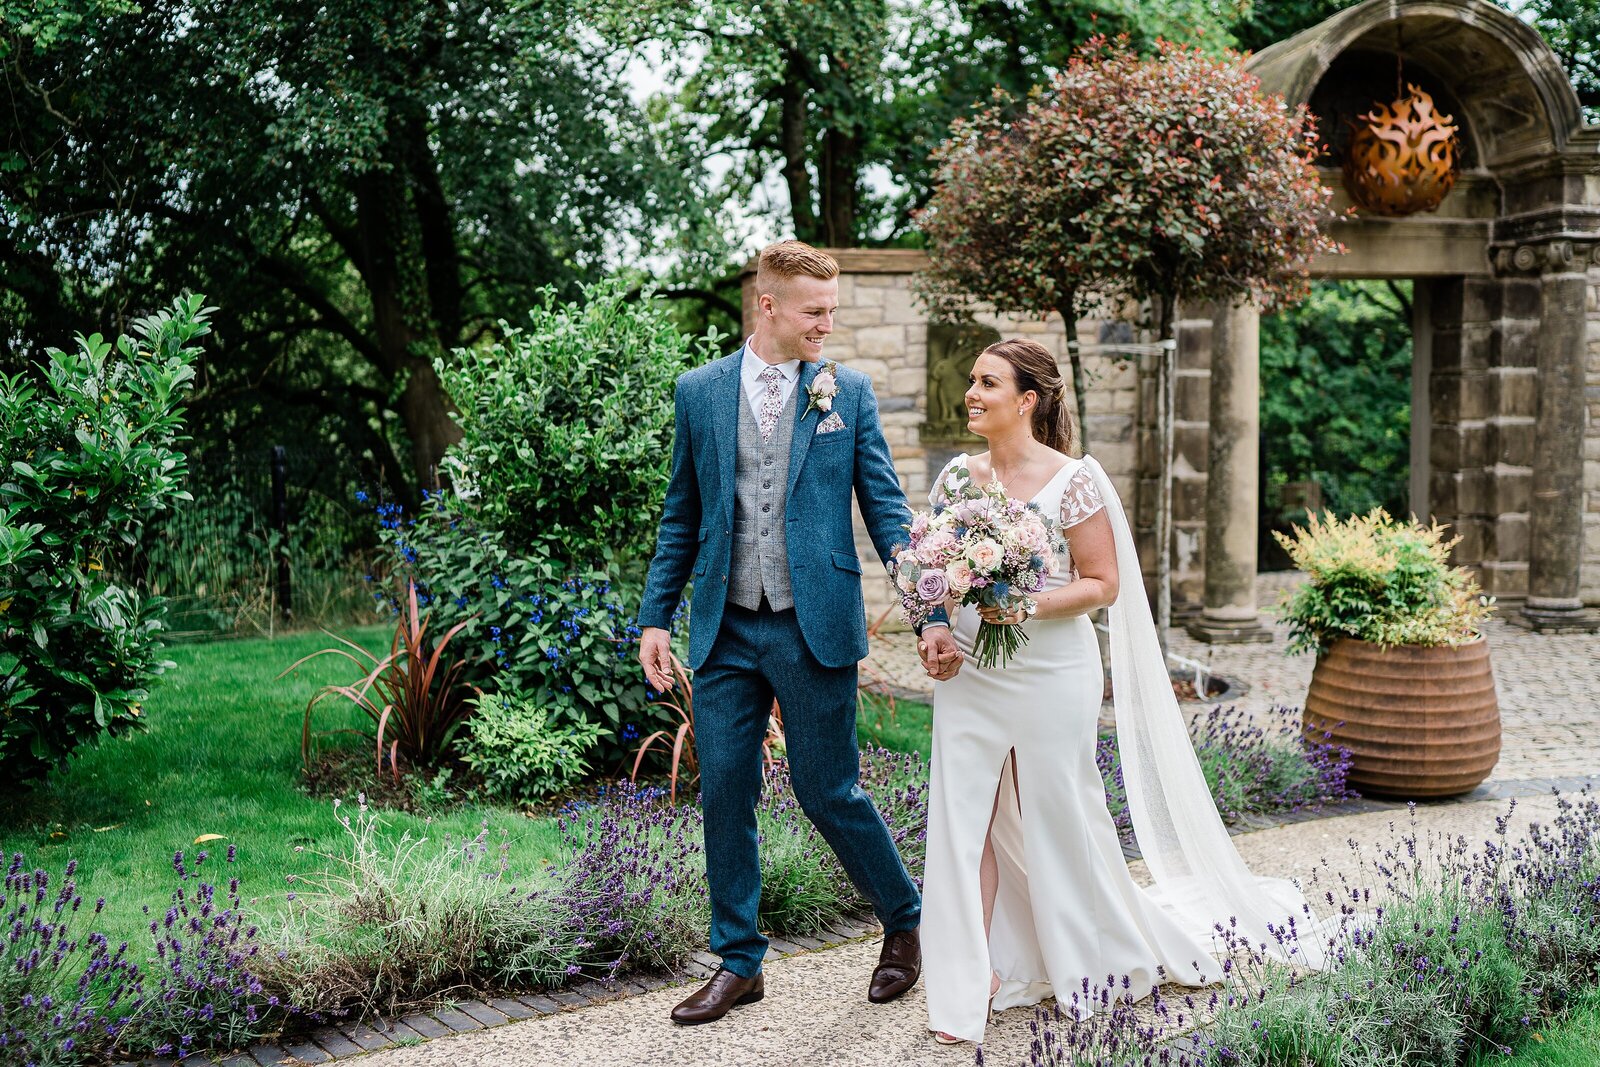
[638,352,919,670]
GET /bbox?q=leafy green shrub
[433,277,724,578]
[457,690,603,803]
[1273,508,1494,654]
[371,491,683,768]
[1260,280,1413,524]
[359,277,719,770]
[0,295,208,784]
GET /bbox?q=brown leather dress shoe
[868,928,921,1003]
[670,967,765,1025]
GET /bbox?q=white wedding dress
[921,453,1325,1043]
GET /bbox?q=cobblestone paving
[865,572,1600,782]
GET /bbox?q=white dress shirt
[740,339,801,421]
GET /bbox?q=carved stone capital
[1491,238,1593,275]
[1493,239,1597,276]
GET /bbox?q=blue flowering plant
[366,491,678,769]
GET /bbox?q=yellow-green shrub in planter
[1275,510,1499,799]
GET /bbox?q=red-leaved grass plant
[284,578,477,782]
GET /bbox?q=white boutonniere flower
[804,360,841,418]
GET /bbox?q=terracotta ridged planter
[1303,636,1500,799]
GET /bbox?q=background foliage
[1260,279,1413,528]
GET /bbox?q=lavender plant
[123,846,287,1059]
[1,847,284,1066]
[0,856,131,1066]
[758,747,931,932]
[483,781,708,987]
[1021,792,1600,1067]
[1097,705,1354,845]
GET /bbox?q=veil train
[1083,454,1335,970]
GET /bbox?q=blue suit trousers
[694,601,922,977]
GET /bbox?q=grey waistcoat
[728,382,798,611]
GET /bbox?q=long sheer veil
[1082,454,1332,969]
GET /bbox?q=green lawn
[0,625,566,951]
[1498,987,1600,1067]
[0,627,931,953]
[857,692,932,759]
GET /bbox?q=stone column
[1520,242,1600,632]
[1188,300,1272,643]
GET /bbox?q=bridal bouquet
[892,464,1069,669]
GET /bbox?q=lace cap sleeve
[1060,463,1105,528]
[928,454,968,507]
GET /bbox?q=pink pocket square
[816,412,847,434]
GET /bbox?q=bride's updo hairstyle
[981,338,1078,457]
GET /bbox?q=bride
[920,338,1324,1045]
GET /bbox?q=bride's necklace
[990,453,1036,489]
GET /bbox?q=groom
[637,240,963,1025]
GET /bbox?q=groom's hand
[638,626,676,692]
[918,625,963,681]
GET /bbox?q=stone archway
[1188,0,1600,640]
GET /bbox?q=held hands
[638,626,676,692]
[919,625,964,681]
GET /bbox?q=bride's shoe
[933,973,1000,1045]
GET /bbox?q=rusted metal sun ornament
[1342,83,1459,216]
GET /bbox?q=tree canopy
[2,0,710,496]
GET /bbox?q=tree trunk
[778,63,819,243]
[820,122,860,247]
[354,167,461,490]
[1056,291,1089,453]
[1155,295,1177,656]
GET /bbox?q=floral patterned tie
[757,366,784,441]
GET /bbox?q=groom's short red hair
[755,240,839,302]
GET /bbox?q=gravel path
[290,575,1600,1066]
